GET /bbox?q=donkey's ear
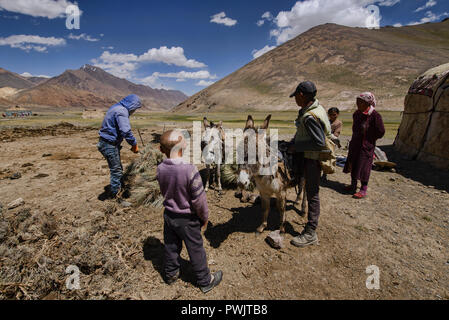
[217,121,223,128]
[245,115,255,129]
[261,114,272,130]
[203,117,210,128]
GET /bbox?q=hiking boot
[291,227,318,248]
[200,271,223,294]
[165,270,180,285]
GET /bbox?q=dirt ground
[0,124,448,300]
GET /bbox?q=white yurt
[395,63,449,170]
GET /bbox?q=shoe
[200,271,223,294]
[291,227,318,248]
[353,191,367,199]
[165,270,180,285]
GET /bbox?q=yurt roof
[408,63,449,98]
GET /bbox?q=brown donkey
[237,115,305,233]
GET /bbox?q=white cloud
[68,33,100,42]
[0,0,81,19]
[1,14,19,19]
[393,23,402,27]
[377,0,400,6]
[153,70,217,80]
[210,12,237,26]
[257,11,274,27]
[0,34,66,52]
[267,0,394,45]
[92,47,207,79]
[21,72,50,78]
[91,54,138,79]
[196,80,215,87]
[415,0,436,13]
[93,48,205,80]
[262,11,274,20]
[139,46,206,68]
[408,10,448,25]
[139,74,160,87]
[252,45,276,59]
[140,70,217,87]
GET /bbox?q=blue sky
[0,0,448,96]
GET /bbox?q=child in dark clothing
[156,130,223,293]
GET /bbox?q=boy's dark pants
[164,210,211,287]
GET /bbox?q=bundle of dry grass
[122,145,165,208]
[220,164,255,191]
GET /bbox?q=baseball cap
[289,81,317,98]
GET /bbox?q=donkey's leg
[205,165,210,192]
[295,177,305,204]
[216,163,222,192]
[301,188,308,214]
[257,195,270,233]
[277,191,287,233]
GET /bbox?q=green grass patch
[0,110,402,140]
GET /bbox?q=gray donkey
[202,117,225,192]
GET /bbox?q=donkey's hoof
[279,225,286,234]
[256,224,267,234]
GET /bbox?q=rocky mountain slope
[175,20,449,113]
[1,65,188,110]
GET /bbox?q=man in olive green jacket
[288,81,331,248]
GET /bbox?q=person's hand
[202,220,208,231]
[131,144,139,154]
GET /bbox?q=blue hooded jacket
[99,94,142,146]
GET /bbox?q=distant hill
[0,68,35,90]
[175,20,449,113]
[1,65,188,110]
[0,96,12,106]
[25,76,50,86]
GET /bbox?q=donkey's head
[202,117,225,165]
[237,114,272,188]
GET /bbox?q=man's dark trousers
[163,210,211,287]
[304,158,321,230]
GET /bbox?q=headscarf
[357,92,376,115]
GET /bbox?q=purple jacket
[156,159,209,223]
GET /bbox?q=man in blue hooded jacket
[98,94,142,198]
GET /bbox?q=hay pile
[122,145,165,208]
[220,164,255,191]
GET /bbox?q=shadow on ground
[382,145,449,192]
[205,200,303,248]
[142,236,197,286]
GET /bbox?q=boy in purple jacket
[156,130,223,293]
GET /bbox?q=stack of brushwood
[122,145,165,208]
[220,164,255,191]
